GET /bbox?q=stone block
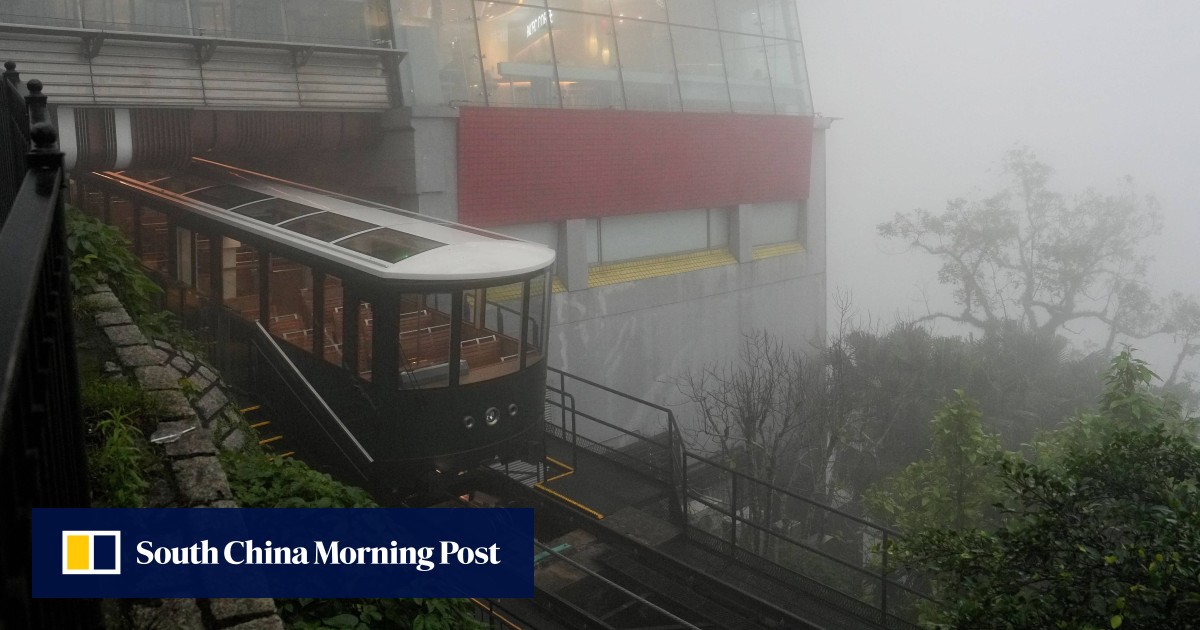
[78,291,122,312]
[104,324,150,347]
[135,365,184,391]
[224,616,285,630]
[162,427,218,459]
[209,598,277,622]
[197,387,229,421]
[171,457,233,504]
[147,390,196,420]
[129,598,205,630]
[116,345,168,368]
[94,310,133,327]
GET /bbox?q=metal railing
[546,366,686,523]
[0,62,99,629]
[543,366,934,629]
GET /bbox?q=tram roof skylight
[337,228,444,263]
[282,212,376,242]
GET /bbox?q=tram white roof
[102,160,555,282]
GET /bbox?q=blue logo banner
[34,508,533,598]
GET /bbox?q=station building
[0,0,826,432]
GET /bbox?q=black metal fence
[0,62,99,629]
[544,366,934,629]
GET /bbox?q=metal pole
[881,530,890,621]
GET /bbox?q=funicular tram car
[78,160,555,500]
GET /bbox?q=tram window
[398,293,451,388]
[222,239,261,319]
[268,255,314,352]
[355,300,374,381]
[109,195,137,246]
[320,275,345,366]
[185,184,271,209]
[337,228,444,263]
[525,273,549,366]
[231,197,314,225]
[176,227,195,285]
[138,207,170,275]
[460,282,522,384]
[282,212,375,242]
[195,233,214,297]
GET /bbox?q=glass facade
[397,0,811,114]
[1,0,392,47]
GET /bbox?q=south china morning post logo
[34,508,533,598]
[61,531,121,575]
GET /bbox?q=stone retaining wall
[79,285,284,630]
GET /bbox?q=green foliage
[220,451,377,509]
[81,377,164,433]
[894,351,1200,629]
[89,408,153,508]
[865,392,1010,533]
[66,207,161,318]
[221,453,479,628]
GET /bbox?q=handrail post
[881,529,890,623]
[729,470,738,551]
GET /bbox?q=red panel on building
[457,107,813,227]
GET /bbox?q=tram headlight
[508,403,519,417]
[463,415,476,429]
[485,407,500,426]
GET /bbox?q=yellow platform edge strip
[547,242,805,292]
[533,484,605,520]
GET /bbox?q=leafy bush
[81,377,164,433]
[89,408,153,508]
[66,207,161,318]
[220,452,377,509]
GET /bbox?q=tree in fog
[893,353,1200,630]
[675,331,861,555]
[864,392,1008,533]
[879,147,1163,344]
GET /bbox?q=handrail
[0,65,99,629]
[251,322,374,471]
[542,365,933,628]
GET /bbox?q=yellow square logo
[61,531,121,575]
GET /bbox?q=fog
[796,1,1200,372]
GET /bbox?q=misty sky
[796,1,1200,371]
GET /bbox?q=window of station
[722,32,774,114]
[596,207,712,263]
[612,17,679,112]
[337,228,445,263]
[548,0,612,14]
[397,0,486,105]
[3,0,79,28]
[671,24,730,113]
[664,0,717,29]
[475,1,562,107]
[715,0,763,36]
[267,255,314,352]
[82,0,190,35]
[547,9,623,110]
[221,238,261,319]
[610,0,666,22]
[138,206,171,276]
[750,201,802,246]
